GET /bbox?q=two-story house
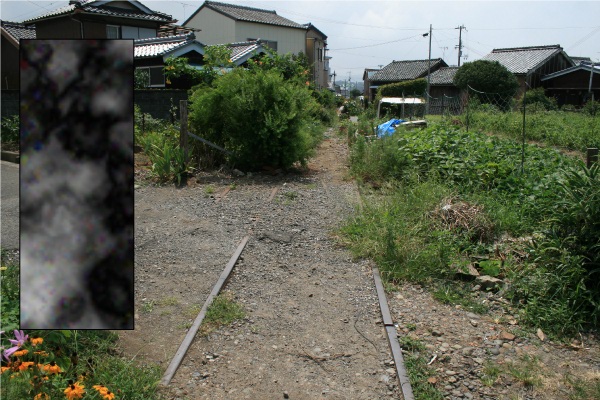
[181,1,329,88]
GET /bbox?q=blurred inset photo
[19,40,134,329]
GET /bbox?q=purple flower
[2,330,28,360]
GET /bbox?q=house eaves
[134,33,204,60]
[481,45,573,76]
[1,20,36,46]
[226,39,267,64]
[183,1,305,30]
[541,62,600,81]
[304,23,327,40]
[371,58,447,82]
[23,0,173,24]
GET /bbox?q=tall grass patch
[343,121,600,336]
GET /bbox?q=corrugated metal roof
[24,0,172,24]
[481,45,563,75]
[371,59,446,82]
[428,67,459,85]
[134,33,196,58]
[1,21,36,41]
[203,1,305,29]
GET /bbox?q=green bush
[376,78,427,99]
[518,87,558,111]
[1,116,19,143]
[188,68,322,170]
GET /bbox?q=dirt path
[124,129,599,400]
[123,132,400,399]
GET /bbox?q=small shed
[542,62,600,107]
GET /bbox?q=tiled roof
[197,1,305,29]
[428,67,459,85]
[481,45,566,75]
[134,33,198,58]
[304,23,327,40]
[24,0,172,24]
[226,40,265,63]
[371,59,446,82]
[1,20,36,41]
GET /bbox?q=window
[136,67,165,87]
[121,26,156,39]
[318,48,323,62]
[106,25,121,39]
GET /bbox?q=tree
[350,88,362,98]
[453,60,519,94]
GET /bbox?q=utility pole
[423,24,432,114]
[332,70,336,87]
[456,25,466,67]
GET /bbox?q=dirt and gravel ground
[123,129,599,400]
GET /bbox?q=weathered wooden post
[179,100,188,163]
[587,148,598,168]
[141,112,145,134]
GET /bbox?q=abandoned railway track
[124,133,412,399]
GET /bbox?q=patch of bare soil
[123,131,400,399]
[123,129,599,400]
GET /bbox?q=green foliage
[1,116,19,143]
[398,337,444,400]
[454,60,519,95]
[343,120,600,336]
[202,293,245,334]
[310,89,338,125]
[518,87,558,111]
[164,45,234,88]
[247,48,310,85]
[583,99,599,116]
[341,99,362,117]
[376,78,427,100]
[189,68,322,169]
[465,108,600,151]
[0,250,19,333]
[1,329,161,399]
[350,88,362,98]
[134,68,149,89]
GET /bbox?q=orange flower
[34,350,49,357]
[34,394,49,400]
[30,337,44,346]
[17,361,35,371]
[13,349,29,357]
[1,366,10,374]
[102,390,115,400]
[64,382,85,399]
[93,385,109,395]
[41,361,61,374]
[305,81,310,86]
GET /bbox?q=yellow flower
[64,382,85,399]
[34,394,50,400]
[34,350,49,357]
[166,78,172,85]
[30,337,44,346]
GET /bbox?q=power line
[329,34,421,51]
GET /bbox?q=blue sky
[2,0,599,84]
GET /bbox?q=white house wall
[235,21,305,55]
[187,8,237,45]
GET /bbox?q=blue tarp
[376,119,404,138]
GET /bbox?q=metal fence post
[180,100,188,163]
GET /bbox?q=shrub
[1,116,19,143]
[517,87,558,111]
[376,78,427,99]
[189,68,321,170]
[454,60,519,95]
